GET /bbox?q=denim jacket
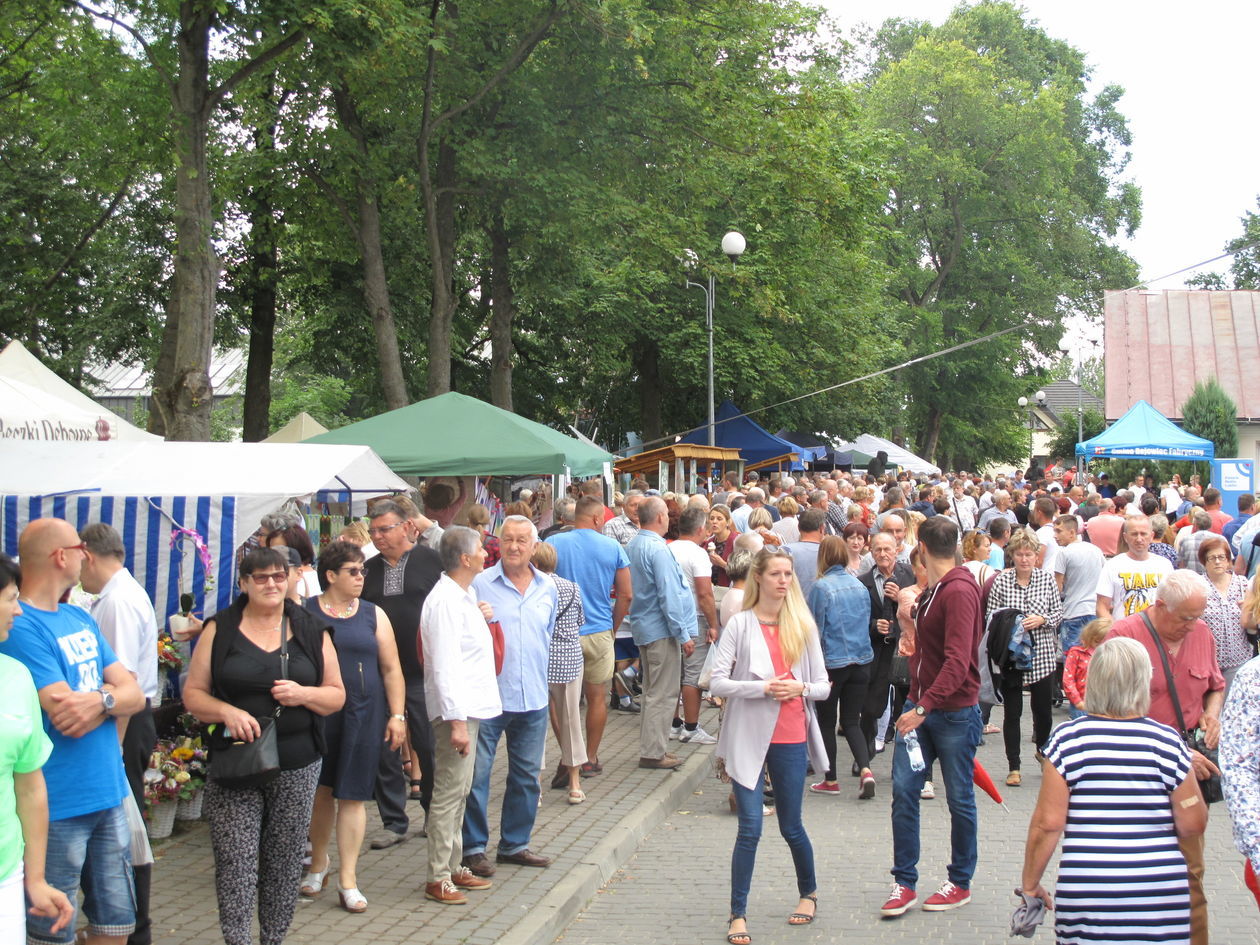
[807,565,874,669]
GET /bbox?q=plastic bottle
[903,729,925,772]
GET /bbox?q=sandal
[568,789,586,805]
[1006,770,1022,787]
[337,884,368,914]
[408,779,423,801]
[726,915,751,945]
[299,859,330,897]
[787,894,817,925]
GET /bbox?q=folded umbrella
[973,759,1009,811]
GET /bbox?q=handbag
[208,616,288,791]
[889,652,911,687]
[1139,611,1223,804]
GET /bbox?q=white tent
[0,340,158,441]
[846,434,942,477]
[0,441,409,622]
[263,412,329,443]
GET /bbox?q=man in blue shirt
[461,515,558,877]
[0,519,145,945]
[1222,493,1253,546]
[626,497,696,769]
[546,496,631,773]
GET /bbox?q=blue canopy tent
[1075,400,1215,462]
[680,400,803,469]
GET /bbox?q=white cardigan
[709,610,832,790]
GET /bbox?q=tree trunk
[241,79,281,442]
[634,338,662,444]
[488,212,514,411]
[424,137,459,397]
[919,404,944,466]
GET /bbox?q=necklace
[321,596,357,619]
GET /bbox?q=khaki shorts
[580,630,614,684]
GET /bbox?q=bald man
[0,518,145,945]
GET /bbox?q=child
[1062,617,1111,719]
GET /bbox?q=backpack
[985,607,1033,692]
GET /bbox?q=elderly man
[976,490,1017,530]
[540,497,575,540]
[460,516,558,877]
[669,506,719,745]
[603,490,645,547]
[0,519,146,945]
[859,532,915,758]
[361,498,445,848]
[1107,571,1224,945]
[79,523,159,945]
[1177,510,1217,575]
[626,497,696,769]
[1097,516,1174,620]
[1082,498,1124,556]
[421,527,501,905]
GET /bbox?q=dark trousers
[859,642,896,750]
[376,675,434,834]
[999,671,1054,771]
[816,663,871,780]
[122,703,157,945]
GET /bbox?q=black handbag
[209,616,288,791]
[1139,612,1223,804]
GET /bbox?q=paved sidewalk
[555,705,1259,945]
[147,702,720,945]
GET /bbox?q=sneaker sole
[808,786,840,795]
[880,897,917,917]
[922,894,970,912]
[859,780,876,799]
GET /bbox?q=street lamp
[685,231,746,446]
[1018,391,1046,473]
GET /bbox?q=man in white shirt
[420,527,502,905]
[1029,497,1060,575]
[669,507,719,745]
[1096,516,1173,620]
[1052,515,1106,654]
[1161,480,1183,516]
[80,522,159,945]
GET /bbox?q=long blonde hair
[741,548,816,666]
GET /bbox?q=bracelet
[390,713,407,722]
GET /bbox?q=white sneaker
[874,735,886,753]
[920,781,936,800]
[669,723,683,740]
[679,725,717,745]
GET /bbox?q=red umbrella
[973,759,1009,811]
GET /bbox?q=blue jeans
[1058,614,1093,657]
[890,702,981,890]
[35,805,135,944]
[730,741,815,918]
[461,707,549,856]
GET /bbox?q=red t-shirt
[760,622,806,743]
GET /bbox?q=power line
[1121,239,1260,292]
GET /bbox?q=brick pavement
[555,702,1259,945]
[146,701,720,945]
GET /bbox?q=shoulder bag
[208,616,288,790]
[1139,611,1222,803]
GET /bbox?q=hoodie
[909,566,982,712]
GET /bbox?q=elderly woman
[300,541,406,913]
[984,528,1063,787]
[718,550,755,629]
[747,507,783,548]
[1221,651,1260,910]
[771,497,801,545]
[710,549,830,945]
[1022,637,1205,941]
[1199,535,1251,692]
[184,547,345,945]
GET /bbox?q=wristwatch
[390,713,407,722]
[97,688,116,715]
[914,705,927,717]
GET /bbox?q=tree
[1182,378,1238,470]
[1045,407,1106,463]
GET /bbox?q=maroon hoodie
[909,566,982,711]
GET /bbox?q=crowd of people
[0,461,1259,945]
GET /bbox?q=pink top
[760,623,806,743]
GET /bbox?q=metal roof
[1103,289,1260,421]
[87,348,246,398]
[1040,379,1103,425]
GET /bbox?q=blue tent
[681,400,804,469]
[774,429,831,464]
[1076,400,1215,462]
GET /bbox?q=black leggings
[1000,671,1055,771]
[815,663,872,780]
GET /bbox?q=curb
[498,742,717,945]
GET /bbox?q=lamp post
[685,231,746,446]
[1018,390,1046,473]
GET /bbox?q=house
[89,348,246,428]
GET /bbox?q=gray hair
[439,525,482,572]
[501,514,538,542]
[746,487,765,504]
[1083,637,1152,718]
[554,497,576,524]
[638,496,667,527]
[81,522,125,559]
[726,549,754,582]
[260,509,300,533]
[678,505,708,537]
[1191,509,1212,531]
[369,498,409,523]
[1155,569,1210,608]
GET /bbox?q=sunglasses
[247,571,288,585]
[338,567,366,577]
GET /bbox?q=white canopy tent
[0,441,409,623]
[0,340,158,442]
[844,434,942,477]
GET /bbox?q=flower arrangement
[143,737,207,811]
[157,635,183,674]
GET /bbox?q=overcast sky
[819,0,1260,306]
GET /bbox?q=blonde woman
[747,507,783,548]
[710,549,831,944]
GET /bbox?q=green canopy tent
[307,391,614,477]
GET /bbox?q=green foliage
[1182,378,1239,459]
[1045,407,1106,462]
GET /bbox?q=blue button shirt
[473,563,557,713]
[626,530,697,646]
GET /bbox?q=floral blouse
[1203,574,1252,672]
[1221,656,1260,874]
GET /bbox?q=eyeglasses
[247,571,288,585]
[367,522,405,537]
[1204,554,1230,563]
[339,567,366,577]
[51,542,87,557]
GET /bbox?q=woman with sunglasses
[710,548,830,945]
[184,547,344,945]
[299,541,407,912]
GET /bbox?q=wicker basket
[147,801,177,839]
[175,790,204,821]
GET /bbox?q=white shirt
[1035,524,1059,575]
[420,573,502,723]
[1053,539,1107,620]
[90,567,159,701]
[1161,487,1182,515]
[670,539,712,631]
[1095,553,1173,620]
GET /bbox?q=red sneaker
[880,883,917,917]
[808,781,840,795]
[922,880,971,911]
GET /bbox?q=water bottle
[903,730,925,772]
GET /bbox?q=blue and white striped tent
[0,441,410,624]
